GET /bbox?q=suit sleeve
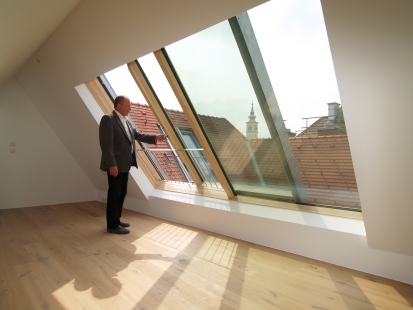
[99,115,117,167]
[132,128,157,145]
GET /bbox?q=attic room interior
[1,0,412,309]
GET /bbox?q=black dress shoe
[119,221,130,228]
[107,226,130,234]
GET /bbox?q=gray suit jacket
[99,111,157,173]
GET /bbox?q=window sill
[150,187,366,236]
[156,182,363,221]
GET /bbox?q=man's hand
[156,134,167,142]
[109,166,118,177]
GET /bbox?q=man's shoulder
[100,111,115,127]
[101,111,115,120]
[106,110,116,117]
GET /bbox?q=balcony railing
[136,148,221,188]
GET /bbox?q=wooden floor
[0,202,412,310]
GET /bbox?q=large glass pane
[104,64,147,104]
[166,21,294,200]
[246,0,360,209]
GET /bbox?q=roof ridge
[165,108,184,112]
[291,134,347,139]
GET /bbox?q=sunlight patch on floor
[196,236,238,269]
[352,276,412,309]
[53,279,101,309]
[143,223,198,251]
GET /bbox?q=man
[99,95,166,234]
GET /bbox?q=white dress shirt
[114,110,133,153]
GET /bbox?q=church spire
[246,102,258,139]
[249,103,256,120]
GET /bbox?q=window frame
[86,73,362,220]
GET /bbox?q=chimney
[326,102,340,126]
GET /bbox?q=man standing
[99,95,166,234]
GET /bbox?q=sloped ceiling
[0,0,81,89]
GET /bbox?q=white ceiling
[0,0,81,89]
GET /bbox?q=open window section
[126,59,208,187]
[245,0,361,210]
[136,54,219,187]
[164,20,301,203]
[102,65,190,183]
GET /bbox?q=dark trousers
[106,172,129,229]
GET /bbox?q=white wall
[0,79,95,208]
[321,0,413,256]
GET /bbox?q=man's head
[114,95,131,116]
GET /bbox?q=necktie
[125,120,134,154]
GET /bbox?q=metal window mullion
[229,13,308,203]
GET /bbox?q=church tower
[246,103,258,139]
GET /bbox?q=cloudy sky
[105,0,341,137]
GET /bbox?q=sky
[104,0,341,137]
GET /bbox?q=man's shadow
[68,204,179,301]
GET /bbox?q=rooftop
[129,103,360,208]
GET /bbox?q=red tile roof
[290,135,360,208]
[129,103,187,182]
[196,117,289,187]
[165,110,285,185]
[166,109,191,128]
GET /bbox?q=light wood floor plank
[14,262,67,310]
[81,248,179,310]
[1,201,412,310]
[0,245,34,309]
[106,244,228,310]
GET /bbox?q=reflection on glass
[247,0,360,208]
[166,21,294,200]
[137,54,218,185]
